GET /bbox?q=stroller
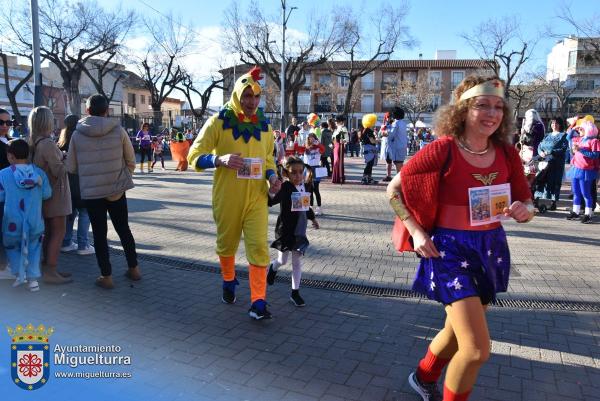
[523,154,551,214]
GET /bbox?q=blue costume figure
[0,155,51,286]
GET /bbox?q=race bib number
[237,158,263,179]
[291,192,311,211]
[468,183,511,226]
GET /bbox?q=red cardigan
[400,136,530,236]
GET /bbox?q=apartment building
[540,36,600,117]
[221,53,494,127]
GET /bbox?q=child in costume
[387,75,533,401]
[266,156,319,306]
[187,66,281,320]
[361,114,378,185]
[0,139,51,291]
[303,133,325,215]
[332,114,347,184]
[151,136,165,171]
[171,129,190,172]
[566,119,599,224]
[136,122,152,173]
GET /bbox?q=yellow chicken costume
[187,67,276,319]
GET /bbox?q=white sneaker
[76,245,95,255]
[315,206,322,216]
[12,278,26,287]
[28,280,40,292]
[60,242,78,252]
[0,268,16,280]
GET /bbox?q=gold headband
[458,80,505,102]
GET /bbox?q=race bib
[291,192,311,211]
[468,183,511,226]
[237,158,263,179]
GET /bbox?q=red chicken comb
[249,66,262,81]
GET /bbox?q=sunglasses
[0,120,13,127]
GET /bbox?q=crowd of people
[0,65,598,401]
[0,95,141,290]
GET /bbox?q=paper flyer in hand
[468,183,511,226]
[291,192,311,211]
[237,158,263,179]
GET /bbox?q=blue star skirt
[412,227,511,305]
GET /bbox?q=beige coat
[33,137,72,218]
[66,116,135,200]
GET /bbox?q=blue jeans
[62,207,91,249]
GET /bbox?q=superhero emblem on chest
[472,172,499,186]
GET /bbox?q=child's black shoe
[290,290,305,307]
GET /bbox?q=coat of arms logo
[7,323,53,390]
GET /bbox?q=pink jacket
[571,137,600,171]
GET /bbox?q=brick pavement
[1,155,598,400]
[120,157,600,303]
[1,251,599,401]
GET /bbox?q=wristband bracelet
[389,191,411,221]
[519,203,535,223]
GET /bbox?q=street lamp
[281,0,297,131]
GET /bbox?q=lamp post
[281,0,297,131]
[30,0,43,107]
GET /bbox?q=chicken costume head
[220,66,269,143]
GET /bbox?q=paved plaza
[1,157,599,400]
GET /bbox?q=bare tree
[7,0,135,114]
[507,74,545,121]
[387,76,436,127]
[0,2,35,122]
[533,73,577,120]
[223,0,345,126]
[81,52,127,104]
[461,16,538,96]
[176,72,224,126]
[328,2,413,115]
[138,13,192,127]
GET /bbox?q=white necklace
[458,140,489,156]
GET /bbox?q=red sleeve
[317,144,325,153]
[505,145,531,202]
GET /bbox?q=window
[361,72,374,90]
[298,92,310,113]
[576,80,595,90]
[304,73,311,87]
[382,94,395,109]
[361,94,374,112]
[428,71,442,90]
[128,93,136,107]
[430,94,442,111]
[338,71,350,88]
[140,95,145,104]
[337,94,346,111]
[382,72,397,90]
[568,51,577,68]
[318,74,331,86]
[402,70,417,83]
[451,71,464,89]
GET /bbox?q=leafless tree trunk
[0,53,33,123]
[138,13,191,127]
[176,72,224,125]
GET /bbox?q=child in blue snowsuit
[0,139,51,291]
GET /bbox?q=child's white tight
[272,250,302,290]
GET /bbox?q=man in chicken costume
[188,67,281,320]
